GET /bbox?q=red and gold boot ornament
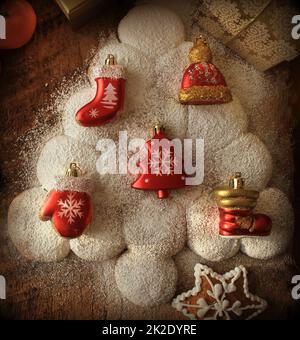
[131,125,187,199]
[178,36,232,105]
[213,173,272,238]
[76,54,126,127]
[40,163,93,239]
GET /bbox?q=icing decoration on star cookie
[172,263,268,320]
[76,54,126,127]
[213,172,272,238]
[40,163,93,239]
[178,36,232,105]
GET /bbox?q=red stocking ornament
[214,173,272,238]
[178,36,232,105]
[76,54,126,127]
[40,163,93,239]
[132,125,187,199]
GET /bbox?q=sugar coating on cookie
[208,133,273,191]
[94,138,145,204]
[209,43,290,194]
[115,250,178,306]
[174,247,206,291]
[37,135,98,191]
[156,42,193,99]
[188,95,248,153]
[118,5,185,57]
[8,187,70,262]
[5,4,295,311]
[146,96,188,140]
[187,195,240,262]
[123,196,186,256]
[70,199,126,261]
[240,188,294,260]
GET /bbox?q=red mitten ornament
[40,163,93,239]
[132,125,187,199]
[76,54,126,127]
[214,173,272,238]
[178,36,232,105]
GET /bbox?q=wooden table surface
[0,0,133,320]
[0,0,299,320]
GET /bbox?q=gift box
[194,0,300,71]
[55,0,104,28]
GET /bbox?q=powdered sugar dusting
[5,3,295,312]
[8,187,70,262]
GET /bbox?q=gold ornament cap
[105,54,116,65]
[66,163,82,177]
[189,36,212,64]
[213,173,259,209]
[229,172,245,189]
[152,124,164,136]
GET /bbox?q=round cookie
[216,55,275,112]
[174,247,207,292]
[8,187,70,262]
[208,133,273,191]
[94,137,146,204]
[37,135,98,191]
[118,5,185,58]
[146,96,188,140]
[187,95,248,154]
[123,196,186,257]
[115,250,178,306]
[240,188,294,260]
[70,198,126,261]
[187,194,240,261]
[156,41,192,99]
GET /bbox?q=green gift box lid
[55,0,103,28]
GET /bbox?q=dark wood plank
[0,0,299,320]
[0,0,132,320]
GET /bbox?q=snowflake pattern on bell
[58,192,85,224]
[148,147,179,176]
[131,126,187,199]
[172,264,267,320]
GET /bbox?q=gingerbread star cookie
[172,264,267,320]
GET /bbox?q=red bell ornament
[132,125,187,199]
[213,173,272,239]
[40,163,93,239]
[178,36,232,105]
[76,54,126,127]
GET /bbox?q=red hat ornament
[179,36,232,105]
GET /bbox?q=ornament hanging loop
[66,163,82,177]
[152,124,164,136]
[194,35,207,47]
[229,172,245,190]
[105,54,116,65]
